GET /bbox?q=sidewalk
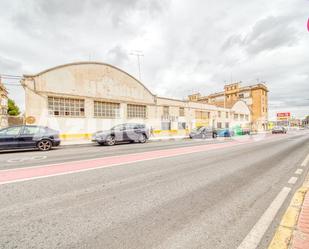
[291,174,309,249]
[59,133,259,147]
[60,135,189,146]
[268,154,309,249]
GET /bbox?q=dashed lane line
[301,153,309,167]
[288,177,298,185]
[295,169,303,175]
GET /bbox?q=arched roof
[23,61,154,97]
[231,100,251,114]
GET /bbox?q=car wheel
[105,135,116,146]
[213,133,217,138]
[37,139,52,151]
[138,134,147,143]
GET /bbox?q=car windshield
[111,124,125,131]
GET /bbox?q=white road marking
[6,156,47,163]
[295,168,303,175]
[301,153,309,167]
[237,187,291,249]
[288,177,298,184]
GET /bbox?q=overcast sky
[0,0,308,119]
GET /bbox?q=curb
[149,137,189,142]
[60,137,190,148]
[60,142,95,148]
[268,175,309,249]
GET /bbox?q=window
[0,126,22,136]
[163,106,169,116]
[161,121,171,130]
[178,122,186,130]
[21,126,40,135]
[240,114,244,120]
[0,108,7,115]
[112,124,126,131]
[127,104,147,118]
[217,122,222,128]
[179,107,185,117]
[234,114,239,120]
[239,93,244,98]
[94,101,120,118]
[225,122,229,128]
[245,115,249,121]
[226,112,229,118]
[48,96,85,117]
[195,110,208,119]
[218,111,221,118]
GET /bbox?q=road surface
[0,131,309,249]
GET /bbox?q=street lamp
[130,50,144,81]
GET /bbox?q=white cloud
[0,0,308,119]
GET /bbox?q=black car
[0,125,61,151]
[92,123,150,146]
[189,126,217,139]
[272,126,287,134]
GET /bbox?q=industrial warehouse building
[22,62,251,139]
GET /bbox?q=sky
[0,0,308,119]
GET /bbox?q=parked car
[217,129,234,137]
[0,125,61,151]
[272,126,287,134]
[189,127,217,139]
[92,123,150,146]
[241,128,251,135]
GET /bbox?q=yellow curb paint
[268,226,292,249]
[267,186,309,249]
[60,133,92,140]
[280,207,300,228]
[291,189,307,207]
[60,129,190,140]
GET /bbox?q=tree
[8,98,20,116]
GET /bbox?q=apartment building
[0,81,8,128]
[188,82,268,131]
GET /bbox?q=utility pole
[224,80,227,109]
[130,50,144,81]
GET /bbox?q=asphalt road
[1,131,309,249]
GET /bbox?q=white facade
[22,62,251,138]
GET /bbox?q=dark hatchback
[272,126,287,134]
[92,123,150,146]
[189,127,217,139]
[0,125,61,151]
